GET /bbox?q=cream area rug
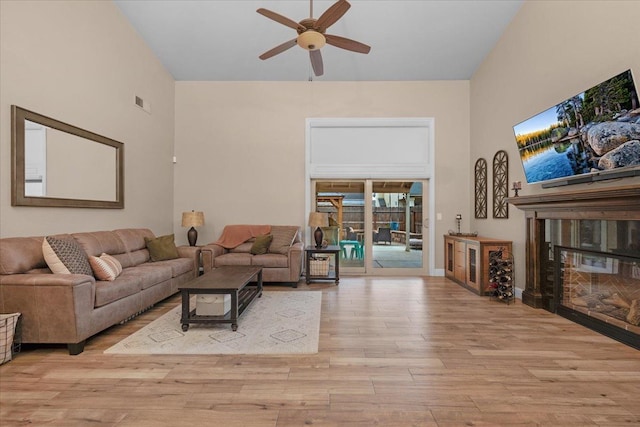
[105,291,321,355]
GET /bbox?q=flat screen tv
[513,69,640,186]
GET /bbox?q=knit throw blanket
[213,225,271,249]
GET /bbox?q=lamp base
[313,227,324,248]
[187,227,198,247]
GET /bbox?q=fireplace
[555,245,640,348]
[509,185,640,349]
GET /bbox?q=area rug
[104,291,321,355]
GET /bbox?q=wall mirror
[11,105,124,208]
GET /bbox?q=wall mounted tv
[513,69,640,187]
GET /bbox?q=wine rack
[489,248,514,304]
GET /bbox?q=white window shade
[307,118,433,179]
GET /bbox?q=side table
[305,245,340,285]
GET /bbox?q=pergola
[316,195,345,238]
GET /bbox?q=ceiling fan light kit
[297,31,326,51]
[257,0,370,77]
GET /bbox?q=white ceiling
[113,0,523,82]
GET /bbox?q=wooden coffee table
[178,265,263,332]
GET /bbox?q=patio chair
[346,227,358,241]
[340,228,362,259]
[375,227,392,245]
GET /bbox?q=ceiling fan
[257,0,371,77]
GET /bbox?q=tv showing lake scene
[514,69,640,185]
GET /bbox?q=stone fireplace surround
[509,185,640,349]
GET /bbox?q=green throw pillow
[250,234,273,255]
[145,234,179,262]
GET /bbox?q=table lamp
[181,210,205,246]
[308,212,329,248]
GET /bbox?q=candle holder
[455,214,462,234]
[511,181,522,197]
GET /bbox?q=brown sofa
[201,225,303,287]
[0,228,199,355]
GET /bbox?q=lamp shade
[308,212,328,228]
[181,211,204,227]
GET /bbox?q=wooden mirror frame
[11,105,124,208]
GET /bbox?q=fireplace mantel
[509,184,640,309]
[508,185,640,217]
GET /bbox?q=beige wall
[0,1,175,237]
[470,0,640,289]
[174,81,471,269]
[6,0,633,281]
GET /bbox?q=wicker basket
[310,257,330,276]
[0,313,21,365]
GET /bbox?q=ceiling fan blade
[325,34,371,54]
[257,8,305,32]
[310,50,324,76]
[315,0,350,32]
[259,38,297,60]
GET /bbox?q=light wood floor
[1,276,639,426]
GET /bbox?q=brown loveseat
[0,228,199,355]
[201,225,303,287]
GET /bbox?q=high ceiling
[113,0,523,82]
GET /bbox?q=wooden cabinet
[454,241,466,282]
[444,235,512,295]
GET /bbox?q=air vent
[134,95,151,114]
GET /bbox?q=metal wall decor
[474,158,487,219]
[492,150,509,219]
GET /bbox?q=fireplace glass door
[539,219,640,310]
[542,218,640,349]
[554,245,640,348]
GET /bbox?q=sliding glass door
[313,179,428,275]
[314,181,365,272]
[371,181,424,272]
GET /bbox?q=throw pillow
[145,234,179,262]
[250,234,273,255]
[89,253,123,281]
[268,226,298,255]
[42,236,93,276]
